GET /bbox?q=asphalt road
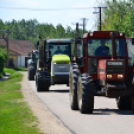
[28,75,134,134]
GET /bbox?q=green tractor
[28,50,39,80]
[35,38,72,91]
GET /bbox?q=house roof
[0,38,36,56]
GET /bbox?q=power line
[0,4,133,11]
[0,6,94,11]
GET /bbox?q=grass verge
[15,67,28,71]
[0,68,44,134]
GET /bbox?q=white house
[0,37,35,68]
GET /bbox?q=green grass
[15,67,28,71]
[0,68,44,134]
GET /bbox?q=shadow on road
[93,108,133,115]
[49,89,69,93]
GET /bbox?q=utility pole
[80,18,88,34]
[76,23,79,39]
[72,22,80,38]
[99,7,101,31]
[71,22,79,59]
[93,7,107,31]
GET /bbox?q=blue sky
[0,0,105,31]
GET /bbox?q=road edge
[20,72,72,134]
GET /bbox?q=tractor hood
[52,54,70,63]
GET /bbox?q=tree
[101,0,134,37]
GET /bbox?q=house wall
[8,56,18,67]
[17,56,26,67]
[17,55,30,67]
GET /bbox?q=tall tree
[101,0,134,37]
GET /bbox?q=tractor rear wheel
[28,65,35,80]
[77,73,94,114]
[116,96,132,110]
[69,63,79,110]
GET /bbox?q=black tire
[28,65,35,80]
[36,78,49,92]
[77,73,94,114]
[116,96,132,110]
[116,72,133,110]
[51,77,54,85]
[66,83,69,87]
[69,63,80,110]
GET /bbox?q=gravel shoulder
[20,72,71,134]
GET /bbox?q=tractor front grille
[107,63,124,74]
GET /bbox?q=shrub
[0,46,8,77]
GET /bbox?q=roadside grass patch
[15,67,28,71]
[0,68,44,134]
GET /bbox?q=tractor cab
[75,31,131,83]
[44,39,72,85]
[45,39,71,64]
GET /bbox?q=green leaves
[0,46,8,76]
[102,0,134,37]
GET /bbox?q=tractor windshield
[35,51,39,58]
[48,43,71,57]
[32,51,39,62]
[88,39,126,57]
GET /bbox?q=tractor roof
[46,38,72,43]
[83,31,125,38]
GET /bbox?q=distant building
[0,35,35,68]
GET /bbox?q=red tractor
[69,31,134,114]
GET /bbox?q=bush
[0,46,8,77]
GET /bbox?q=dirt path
[20,72,71,134]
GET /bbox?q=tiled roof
[0,38,36,56]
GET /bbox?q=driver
[94,40,109,56]
[54,46,63,54]
[63,46,71,57]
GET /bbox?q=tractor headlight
[107,74,112,78]
[117,74,123,78]
[38,68,43,71]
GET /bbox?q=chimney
[1,34,4,38]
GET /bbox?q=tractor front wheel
[77,74,94,114]
[69,63,79,110]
